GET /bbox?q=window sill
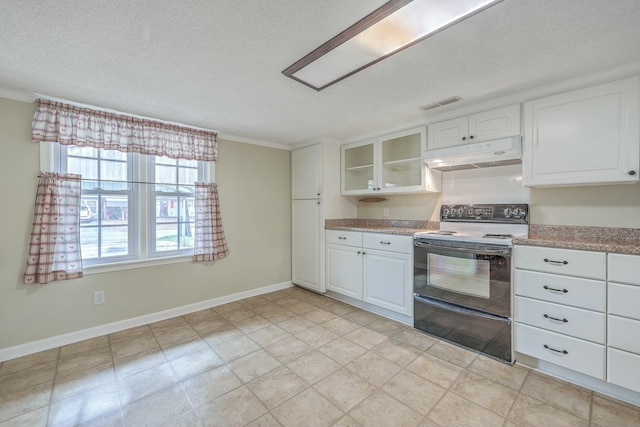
[83,254,192,275]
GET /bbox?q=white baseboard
[325,290,412,326]
[0,281,292,362]
[515,351,640,407]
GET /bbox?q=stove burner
[428,230,457,235]
[483,233,513,239]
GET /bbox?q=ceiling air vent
[419,96,462,111]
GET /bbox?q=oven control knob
[503,208,511,216]
[513,208,521,215]
[443,208,449,215]
[457,208,464,215]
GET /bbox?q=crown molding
[0,87,37,103]
[217,133,292,150]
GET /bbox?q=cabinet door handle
[338,236,347,240]
[380,241,391,245]
[543,285,568,293]
[462,136,467,141]
[543,314,568,323]
[317,192,321,196]
[544,344,568,355]
[357,251,361,255]
[544,258,568,266]
[629,170,637,176]
[469,135,474,140]
[362,251,366,255]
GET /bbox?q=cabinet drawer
[608,315,640,354]
[608,253,640,286]
[326,230,362,247]
[514,246,605,279]
[609,283,640,321]
[515,297,605,344]
[515,323,605,380]
[363,233,413,254]
[514,269,605,311]
[608,348,640,393]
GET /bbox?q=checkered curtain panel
[32,99,218,162]
[23,173,83,284]
[193,182,229,262]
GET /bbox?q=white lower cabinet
[516,246,640,396]
[363,249,412,316]
[608,348,640,394]
[514,246,606,380]
[326,243,362,300]
[326,230,412,316]
[514,296,605,344]
[606,253,640,393]
[515,323,605,379]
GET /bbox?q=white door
[362,249,412,315]
[342,140,377,195]
[292,199,323,292]
[292,144,322,199]
[427,116,469,149]
[523,77,639,187]
[468,104,520,142]
[326,243,363,299]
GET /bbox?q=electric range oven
[413,203,528,363]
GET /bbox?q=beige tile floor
[1,286,640,427]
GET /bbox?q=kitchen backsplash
[355,164,640,228]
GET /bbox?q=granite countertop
[326,221,640,254]
[325,219,439,236]
[513,225,640,255]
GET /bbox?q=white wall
[0,97,292,350]
[357,164,640,228]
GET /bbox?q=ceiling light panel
[284,0,502,91]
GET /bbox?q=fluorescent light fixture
[283,0,502,91]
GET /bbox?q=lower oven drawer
[414,296,512,363]
[514,296,605,344]
[515,323,605,380]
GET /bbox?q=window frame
[40,143,214,272]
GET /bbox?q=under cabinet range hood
[424,136,522,171]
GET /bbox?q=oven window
[427,253,490,298]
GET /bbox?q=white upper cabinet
[523,77,640,187]
[427,104,521,150]
[292,144,322,199]
[342,127,441,195]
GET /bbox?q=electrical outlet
[383,208,389,217]
[94,290,105,305]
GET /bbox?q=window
[44,143,213,267]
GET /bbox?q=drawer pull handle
[544,344,568,355]
[380,241,391,245]
[338,236,347,240]
[543,314,568,323]
[544,258,568,266]
[543,285,568,293]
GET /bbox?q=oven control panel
[441,204,528,223]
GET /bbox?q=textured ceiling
[1,0,640,146]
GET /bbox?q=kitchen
[2,1,640,426]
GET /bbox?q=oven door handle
[414,295,510,322]
[413,240,511,256]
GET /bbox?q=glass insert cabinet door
[341,126,427,195]
[380,130,423,190]
[343,141,375,193]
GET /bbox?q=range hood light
[423,136,522,171]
